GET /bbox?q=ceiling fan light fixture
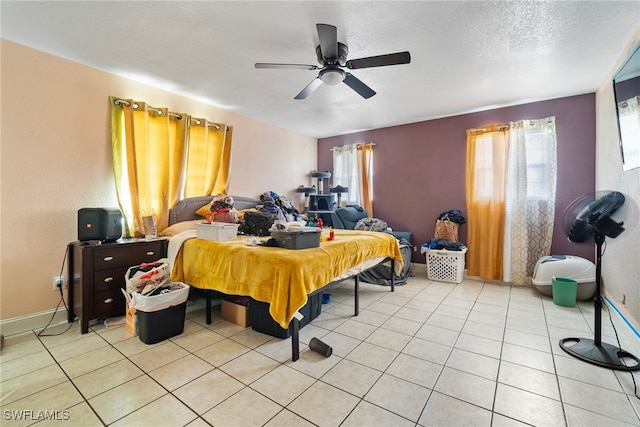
[319,68,346,86]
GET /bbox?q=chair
[331,205,412,243]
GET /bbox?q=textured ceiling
[2,1,639,138]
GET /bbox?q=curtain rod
[112,98,222,130]
[468,124,509,134]
[330,142,376,151]
[468,117,554,134]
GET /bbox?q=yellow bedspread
[171,228,403,329]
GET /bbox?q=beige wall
[595,25,640,322]
[0,40,316,324]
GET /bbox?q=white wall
[0,40,316,328]
[595,25,640,324]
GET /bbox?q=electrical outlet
[52,276,64,291]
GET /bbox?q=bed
[166,195,404,360]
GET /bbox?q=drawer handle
[104,298,114,304]
[104,277,114,283]
[146,251,155,256]
[103,256,114,262]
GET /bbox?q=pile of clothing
[206,195,238,224]
[258,191,305,223]
[424,209,467,251]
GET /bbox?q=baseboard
[604,296,640,358]
[412,263,427,275]
[0,308,70,338]
[0,296,216,339]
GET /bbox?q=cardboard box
[222,299,250,327]
[125,305,137,337]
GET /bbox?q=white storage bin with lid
[195,222,239,241]
[532,255,596,301]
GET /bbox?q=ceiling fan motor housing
[316,42,349,67]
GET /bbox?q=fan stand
[559,232,640,371]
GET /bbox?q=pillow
[195,203,212,217]
[159,220,198,237]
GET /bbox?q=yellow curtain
[465,125,508,280]
[111,98,187,237]
[111,97,234,236]
[184,120,233,197]
[213,126,233,195]
[357,142,374,215]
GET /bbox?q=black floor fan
[559,191,640,371]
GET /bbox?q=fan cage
[424,248,467,284]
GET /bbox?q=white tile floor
[2,274,640,426]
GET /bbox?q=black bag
[241,211,275,236]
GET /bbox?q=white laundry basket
[422,247,467,284]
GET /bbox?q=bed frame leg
[205,290,212,324]
[291,317,300,361]
[354,275,359,316]
[391,259,395,292]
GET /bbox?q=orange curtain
[465,126,508,280]
[356,143,374,215]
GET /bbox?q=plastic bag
[130,282,190,312]
[125,260,171,294]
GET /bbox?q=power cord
[602,296,640,400]
[37,245,74,336]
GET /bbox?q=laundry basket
[422,247,467,284]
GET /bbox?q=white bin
[195,222,239,241]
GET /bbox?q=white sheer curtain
[332,144,360,207]
[503,117,558,285]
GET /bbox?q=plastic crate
[423,248,467,284]
[195,222,239,241]
[270,228,321,249]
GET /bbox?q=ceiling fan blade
[255,63,319,70]
[294,77,323,100]
[343,73,376,99]
[346,51,411,69]
[316,23,338,59]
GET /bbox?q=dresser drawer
[93,288,126,317]
[93,266,128,293]
[93,241,163,270]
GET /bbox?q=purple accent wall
[318,94,596,264]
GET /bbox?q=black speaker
[78,208,123,243]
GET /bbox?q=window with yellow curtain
[465,126,508,280]
[110,97,232,237]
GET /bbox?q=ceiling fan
[255,23,411,100]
